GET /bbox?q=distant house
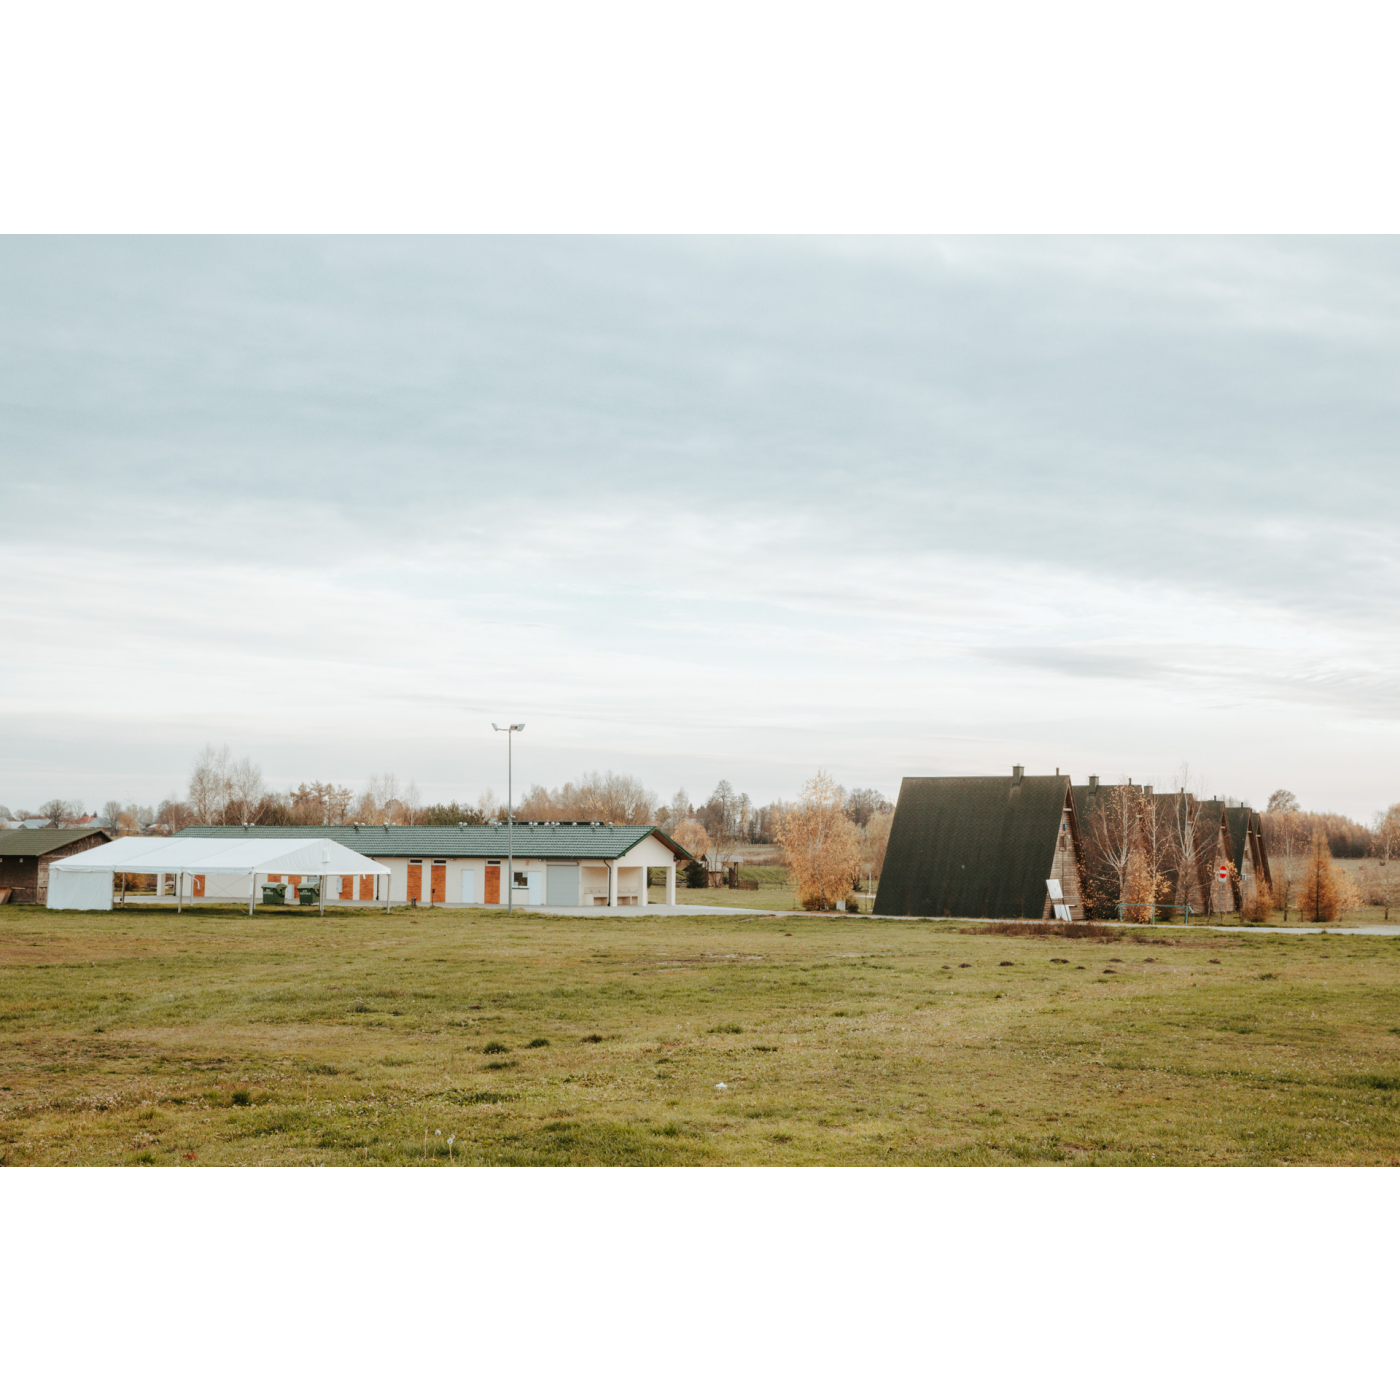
[174,821,696,906]
[873,768,1085,920]
[0,828,113,904]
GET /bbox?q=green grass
[1,903,1398,1165]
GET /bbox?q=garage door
[546,864,579,906]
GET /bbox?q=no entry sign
[1217,863,1229,882]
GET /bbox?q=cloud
[2,238,1399,815]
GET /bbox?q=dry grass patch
[1,904,1399,1165]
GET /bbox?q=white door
[462,869,477,904]
[527,870,543,905]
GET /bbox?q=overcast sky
[3,237,1398,818]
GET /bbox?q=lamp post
[492,723,525,912]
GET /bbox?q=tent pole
[177,871,183,914]
[248,870,257,917]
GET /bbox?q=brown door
[340,876,353,900]
[485,866,501,904]
[407,864,422,902]
[431,864,446,902]
[359,874,374,901]
[192,875,206,897]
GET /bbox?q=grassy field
[2,902,1398,1166]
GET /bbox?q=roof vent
[383,822,389,830]
[1088,775,1099,792]
[1012,765,1024,785]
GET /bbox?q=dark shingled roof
[873,775,1073,919]
[1225,806,1251,874]
[175,823,694,862]
[0,829,112,857]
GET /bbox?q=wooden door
[192,875,206,897]
[359,874,374,901]
[431,864,446,902]
[407,864,422,902]
[484,865,501,904]
[339,876,353,900]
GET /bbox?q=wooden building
[1225,804,1271,908]
[873,768,1085,920]
[0,828,112,904]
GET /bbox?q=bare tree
[513,772,656,826]
[696,780,752,871]
[353,773,404,825]
[1263,790,1307,921]
[859,808,893,889]
[844,787,892,828]
[188,744,233,824]
[39,798,79,827]
[1138,790,1174,921]
[1083,782,1142,917]
[655,789,691,834]
[1166,765,1213,918]
[1370,803,1400,921]
[226,758,265,824]
[156,796,192,832]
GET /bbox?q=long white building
[175,821,695,907]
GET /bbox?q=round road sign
[1217,863,1229,881]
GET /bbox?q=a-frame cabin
[874,768,1085,920]
[1225,804,1272,908]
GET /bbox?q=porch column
[608,861,618,907]
[666,862,676,905]
[638,862,648,907]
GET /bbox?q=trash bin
[297,883,319,906]
[261,883,286,905]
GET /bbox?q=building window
[513,871,529,888]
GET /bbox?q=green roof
[873,775,1072,919]
[175,823,693,862]
[0,829,112,857]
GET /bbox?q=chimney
[1088,775,1099,793]
[1012,765,1024,785]
[1143,785,1153,797]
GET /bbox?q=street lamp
[491,723,525,912]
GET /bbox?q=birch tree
[1371,803,1400,921]
[776,770,863,911]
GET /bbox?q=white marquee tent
[45,836,392,914]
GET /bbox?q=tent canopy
[47,836,390,878]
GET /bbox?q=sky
[3,237,1399,820]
